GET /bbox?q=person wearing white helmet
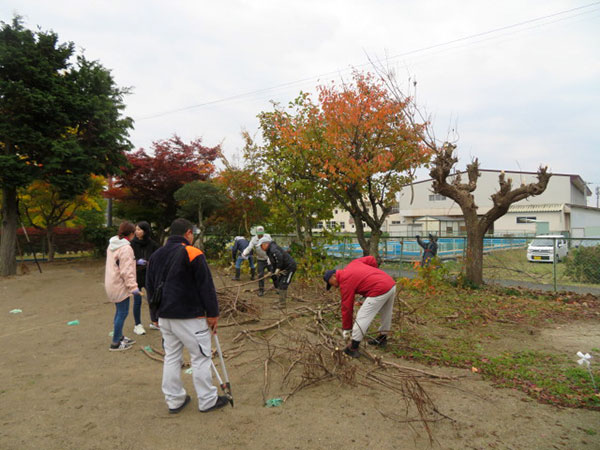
[242,225,272,296]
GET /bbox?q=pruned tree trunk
[465,225,484,285]
[430,143,551,286]
[0,186,18,276]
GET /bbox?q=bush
[14,227,94,256]
[82,225,117,257]
[564,246,600,283]
[203,235,231,261]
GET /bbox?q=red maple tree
[108,135,219,236]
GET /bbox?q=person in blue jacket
[231,236,255,281]
[416,233,438,266]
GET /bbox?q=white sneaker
[149,322,160,330]
[110,341,132,351]
[133,324,146,335]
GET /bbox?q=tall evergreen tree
[0,16,133,275]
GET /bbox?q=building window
[428,194,446,201]
[390,206,399,214]
[340,222,345,229]
[334,209,338,214]
[391,221,402,225]
[316,221,323,229]
[516,216,536,224]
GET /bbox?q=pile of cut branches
[230,300,454,442]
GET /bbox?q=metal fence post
[553,237,557,292]
[400,237,404,270]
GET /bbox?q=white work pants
[159,317,218,411]
[352,285,396,342]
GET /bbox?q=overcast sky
[3,1,600,204]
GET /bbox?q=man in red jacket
[323,256,397,358]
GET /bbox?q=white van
[526,235,568,263]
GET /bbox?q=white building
[397,170,599,237]
[314,170,600,237]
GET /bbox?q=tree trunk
[294,216,304,249]
[0,186,18,276]
[302,216,313,250]
[464,224,484,286]
[197,209,205,251]
[47,228,56,262]
[352,214,370,256]
[368,228,382,262]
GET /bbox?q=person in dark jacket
[416,233,438,266]
[146,218,228,414]
[231,236,255,281]
[130,221,160,334]
[323,256,396,358]
[258,236,297,309]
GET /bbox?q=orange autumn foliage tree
[212,165,267,235]
[268,71,431,258]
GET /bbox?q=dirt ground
[1,259,599,450]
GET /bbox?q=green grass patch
[385,273,600,410]
[479,351,600,410]
[391,329,480,367]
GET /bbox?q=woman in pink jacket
[105,221,141,351]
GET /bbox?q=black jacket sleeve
[191,253,219,317]
[146,252,157,301]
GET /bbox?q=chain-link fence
[308,235,600,293]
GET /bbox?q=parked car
[526,235,568,263]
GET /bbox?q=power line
[138,1,600,121]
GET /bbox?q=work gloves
[136,258,147,266]
[342,329,352,339]
[132,288,141,296]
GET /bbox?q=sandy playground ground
[1,259,599,450]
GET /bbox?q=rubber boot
[344,340,360,358]
[232,268,241,281]
[276,289,287,309]
[250,268,256,280]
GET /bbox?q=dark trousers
[275,270,296,291]
[257,259,272,290]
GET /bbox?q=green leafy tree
[0,17,132,275]
[175,180,228,250]
[244,119,335,249]
[19,175,105,261]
